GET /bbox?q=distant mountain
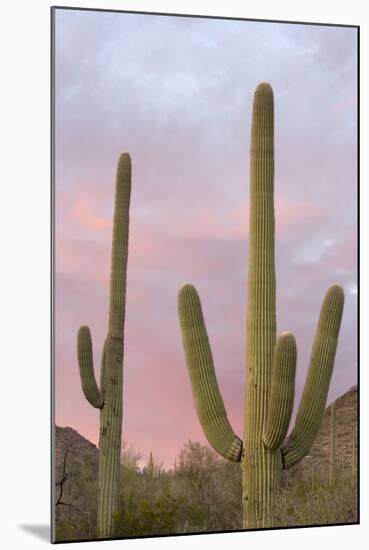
[54,426,98,540]
[290,385,357,478]
[55,425,98,465]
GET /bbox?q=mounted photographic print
[51,6,359,543]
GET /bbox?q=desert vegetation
[55,417,357,542]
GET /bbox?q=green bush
[56,441,357,539]
[271,472,357,527]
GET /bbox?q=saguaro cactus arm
[178,283,243,462]
[77,325,104,409]
[281,284,344,469]
[263,332,297,450]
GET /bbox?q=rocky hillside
[55,426,98,468]
[54,426,98,540]
[289,385,357,479]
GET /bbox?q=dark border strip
[52,5,359,28]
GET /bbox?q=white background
[0,0,366,548]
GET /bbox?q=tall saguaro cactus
[177,83,345,529]
[77,153,131,538]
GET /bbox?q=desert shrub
[56,440,357,539]
[172,440,242,533]
[271,472,357,528]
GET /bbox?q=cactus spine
[177,83,345,529]
[77,153,131,538]
[329,402,336,488]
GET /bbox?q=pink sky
[54,9,357,468]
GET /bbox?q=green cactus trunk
[177,83,345,529]
[77,153,131,538]
[242,82,278,529]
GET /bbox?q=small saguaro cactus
[329,402,336,488]
[351,430,357,482]
[177,83,345,529]
[77,153,131,539]
[147,452,154,479]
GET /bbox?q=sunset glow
[55,10,357,468]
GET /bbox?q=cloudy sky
[54,8,357,468]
